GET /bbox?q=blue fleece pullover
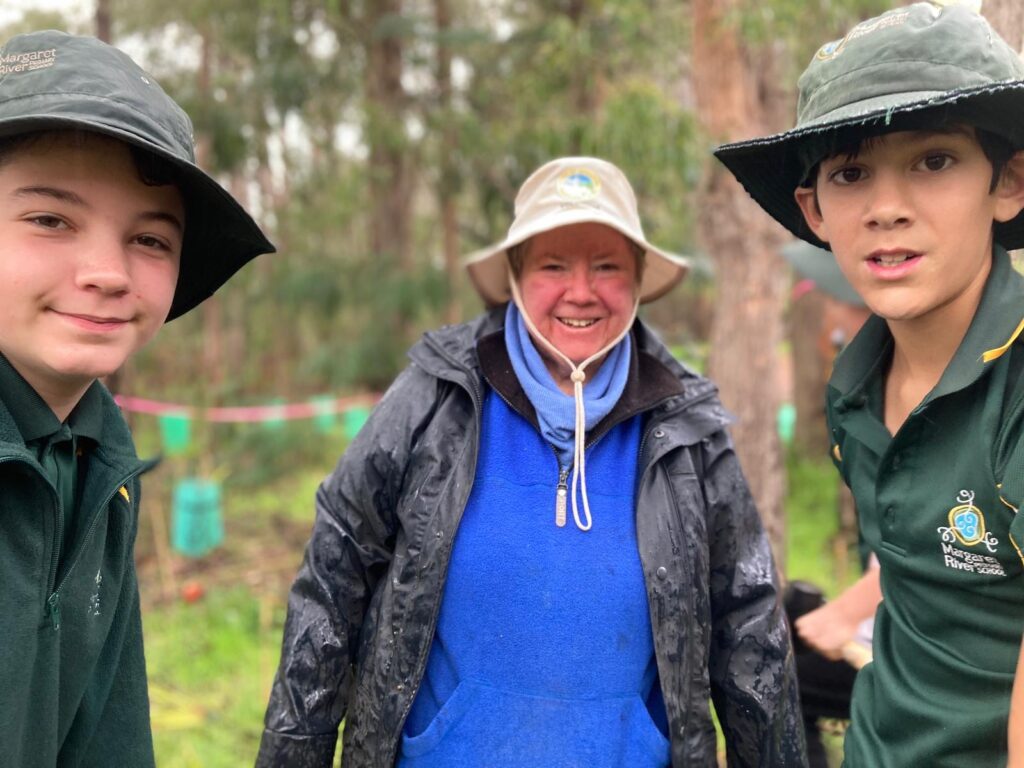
[398,390,670,767]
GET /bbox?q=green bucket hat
[714,2,1024,250]
[0,30,274,319]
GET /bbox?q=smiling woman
[514,222,639,390]
[258,157,806,768]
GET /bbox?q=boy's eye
[828,166,865,186]
[917,152,954,172]
[134,233,174,252]
[28,213,69,230]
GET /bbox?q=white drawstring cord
[509,271,638,531]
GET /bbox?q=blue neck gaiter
[504,302,631,468]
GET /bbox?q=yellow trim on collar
[982,316,1024,363]
[1011,534,1024,568]
[832,444,842,462]
[118,486,130,502]
[1000,495,1019,514]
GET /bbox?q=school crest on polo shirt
[936,489,1006,576]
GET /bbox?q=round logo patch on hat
[556,169,601,202]
[814,9,911,61]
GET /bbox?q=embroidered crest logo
[937,490,1006,577]
[556,169,601,202]
[938,490,998,552]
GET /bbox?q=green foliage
[785,451,855,598]
[145,587,284,768]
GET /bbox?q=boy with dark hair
[0,30,273,767]
[715,3,1024,766]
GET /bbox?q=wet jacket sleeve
[257,365,440,767]
[701,430,807,767]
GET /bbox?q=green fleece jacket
[0,381,156,767]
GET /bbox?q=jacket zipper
[489,384,583,529]
[47,469,142,630]
[391,339,719,763]
[554,467,570,527]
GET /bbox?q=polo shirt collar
[831,245,1024,406]
[0,352,105,444]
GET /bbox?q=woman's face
[518,222,638,371]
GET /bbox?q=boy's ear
[994,151,1024,224]
[794,185,829,243]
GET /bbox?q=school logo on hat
[556,169,601,202]
[814,9,911,62]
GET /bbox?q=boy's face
[0,132,183,407]
[794,129,1024,327]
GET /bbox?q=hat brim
[464,207,689,306]
[714,81,1024,251]
[0,115,275,320]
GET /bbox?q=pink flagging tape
[114,393,380,423]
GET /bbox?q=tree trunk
[195,30,225,390]
[95,0,112,42]
[984,1,1024,51]
[789,289,829,458]
[365,0,413,271]
[692,0,790,571]
[435,0,461,325]
[564,0,604,154]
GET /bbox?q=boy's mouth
[869,250,921,268]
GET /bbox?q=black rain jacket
[257,309,805,768]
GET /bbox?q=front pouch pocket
[399,680,670,767]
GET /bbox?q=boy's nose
[864,174,913,230]
[75,238,131,294]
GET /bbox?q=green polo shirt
[827,246,1024,767]
[0,354,105,560]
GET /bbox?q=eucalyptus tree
[691,0,890,569]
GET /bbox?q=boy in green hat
[716,3,1024,766]
[0,30,273,767]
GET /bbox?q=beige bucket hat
[464,157,688,305]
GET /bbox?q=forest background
[5,0,1024,765]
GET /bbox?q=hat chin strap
[508,270,639,532]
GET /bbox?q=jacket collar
[477,325,684,439]
[410,305,726,428]
[0,375,138,464]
